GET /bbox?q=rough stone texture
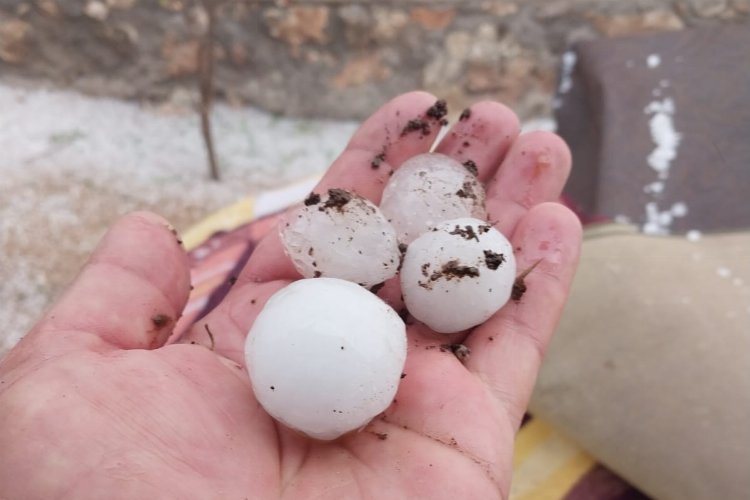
[0,0,747,120]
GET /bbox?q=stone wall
[1,0,747,120]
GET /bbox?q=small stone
[264,6,330,55]
[84,0,109,20]
[161,38,201,77]
[0,19,32,64]
[590,10,685,37]
[409,7,456,30]
[333,52,391,89]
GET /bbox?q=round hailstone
[379,153,486,244]
[280,189,401,287]
[400,217,516,334]
[245,278,407,440]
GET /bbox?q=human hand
[0,92,581,499]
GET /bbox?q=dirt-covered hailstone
[245,278,407,440]
[380,153,486,244]
[400,217,516,333]
[280,189,401,287]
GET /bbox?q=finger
[177,280,291,365]
[243,91,445,283]
[435,101,520,182]
[486,132,572,237]
[28,212,191,352]
[317,90,446,203]
[466,203,582,428]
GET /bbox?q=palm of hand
[0,93,581,500]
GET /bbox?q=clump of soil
[319,189,352,212]
[483,250,506,270]
[459,108,472,121]
[463,160,478,177]
[511,279,527,301]
[512,259,542,301]
[455,181,477,200]
[440,343,471,363]
[426,99,449,125]
[419,260,480,289]
[448,224,479,242]
[304,192,321,206]
[401,118,431,137]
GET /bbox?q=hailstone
[400,217,516,334]
[280,189,401,287]
[380,153,486,244]
[245,278,407,440]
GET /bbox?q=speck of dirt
[512,277,527,301]
[340,346,345,350]
[442,343,471,363]
[371,152,386,169]
[369,282,385,294]
[313,271,322,278]
[462,141,470,148]
[375,432,388,441]
[251,299,256,305]
[304,192,321,206]
[398,242,408,254]
[228,276,238,285]
[449,224,479,242]
[478,224,492,234]
[151,313,171,329]
[320,189,352,212]
[455,181,476,200]
[421,262,431,277]
[312,261,317,267]
[189,284,194,291]
[463,159,478,177]
[270,386,275,391]
[459,108,472,121]
[488,336,494,341]
[449,437,459,447]
[426,99,448,122]
[401,118,431,137]
[401,373,407,379]
[308,247,314,256]
[484,250,506,270]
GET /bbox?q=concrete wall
[1,0,747,119]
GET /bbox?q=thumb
[23,211,191,354]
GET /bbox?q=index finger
[243,91,445,283]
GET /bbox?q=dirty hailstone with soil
[279,188,401,287]
[379,153,486,244]
[247,151,517,440]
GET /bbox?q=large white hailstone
[245,278,407,440]
[280,189,401,287]
[400,217,516,334]
[380,153,486,244]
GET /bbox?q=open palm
[0,92,581,500]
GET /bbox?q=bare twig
[204,324,216,351]
[199,0,220,181]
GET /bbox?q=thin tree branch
[199,0,220,181]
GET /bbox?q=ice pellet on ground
[246,278,407,440]
[380,153,486,244]
[280,189,400,287]
[400,217,516,334]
